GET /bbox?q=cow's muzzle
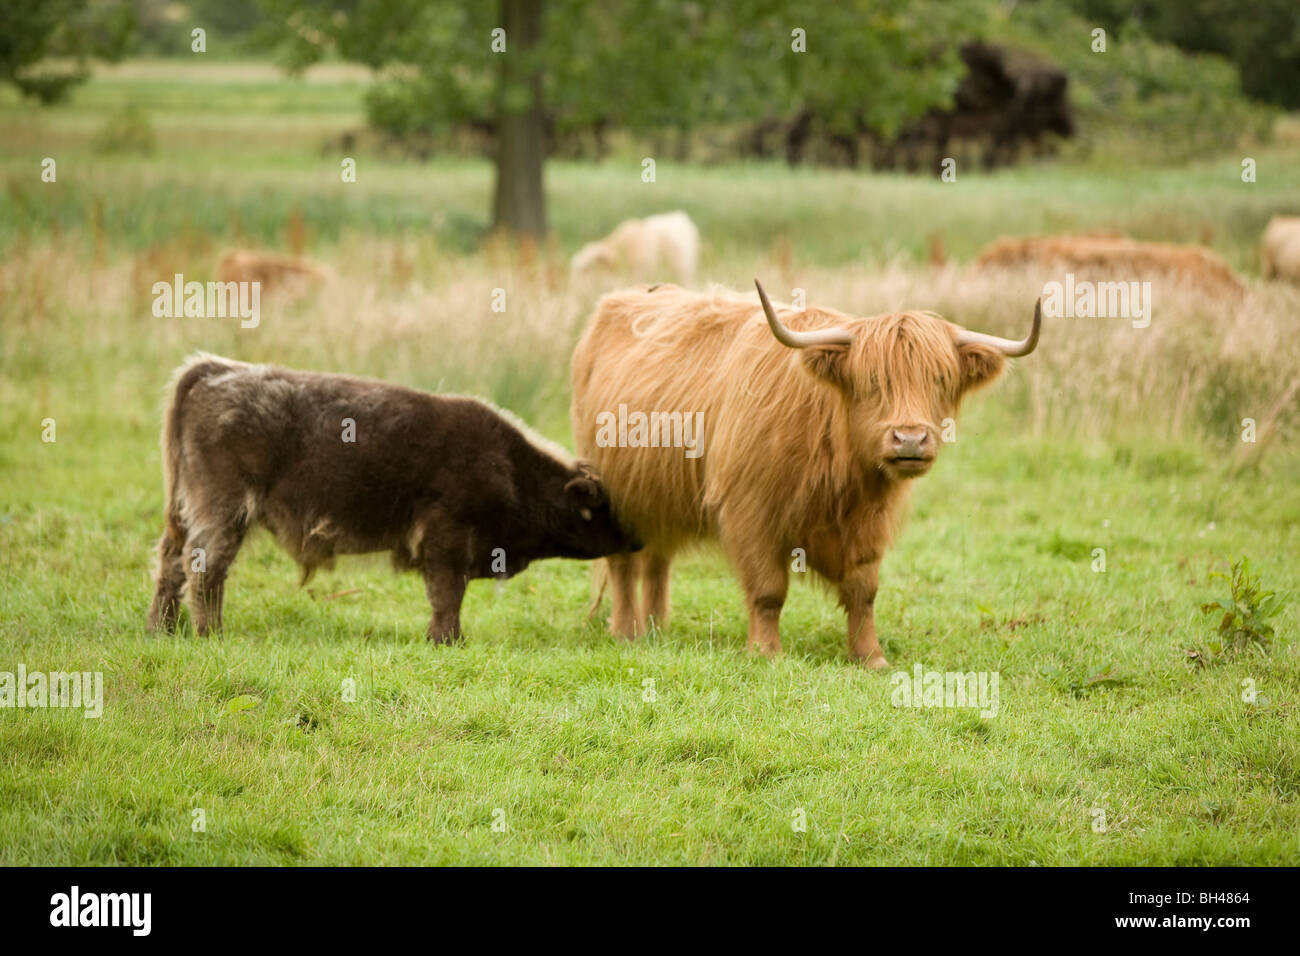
[884,427,936,477]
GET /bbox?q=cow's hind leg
[146,521,187,632]
[183,516,249,636]
[606,551,641,639]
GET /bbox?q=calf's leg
[147,521,188,632]
[183,518,248,636]
[424,566,467,643]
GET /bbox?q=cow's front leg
[424,565,467,644]
[840,560,888,669]
[638,550,673,632]
[605,552,641,639]
[727,541,788,655]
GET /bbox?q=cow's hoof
[855,653,890,671]
[609,618,642,642]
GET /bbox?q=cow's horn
[955,298,1042,357]
[755,278,854,348]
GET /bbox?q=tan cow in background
[217,249,332,291]
[973,233,1245,297]
[571,280,1040,666]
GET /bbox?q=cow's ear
[800,346,852,391]
[565,465,606,509]
[957,342,1006,393]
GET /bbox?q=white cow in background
[1261,215,1300,284]
[571,211,700,286]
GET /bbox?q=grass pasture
[1,60,1298,865]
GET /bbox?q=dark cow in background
[745,41,1074,172]
[147,355,638,640]
[571,281,1040,667]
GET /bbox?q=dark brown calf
[146,354,639,640]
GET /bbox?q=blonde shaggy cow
[570,211,700,286]
[1261,215,1300,284]
[973,233,1245,298]
[571,280,1040,666]
[217,249,331,291]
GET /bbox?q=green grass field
[1,60,1298,865]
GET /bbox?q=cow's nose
[890,427,930,458]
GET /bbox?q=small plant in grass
[1196,558,1286,661]
[92,105,156,156]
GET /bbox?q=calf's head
[557,462,643,557]
[756,279,1040,482]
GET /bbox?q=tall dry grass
[739,255,1300,448]
[2,238,1297,454]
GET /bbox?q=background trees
[256,0,986,236]
[9,0,1291,236]
[0,0,133,103]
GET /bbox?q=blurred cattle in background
[1260,215,1300,283]
[973,233,1247,298]
[217,249,332,292]
[570,211,700,286]
[743,41,1074,172]
[928,232,949,268]
[571,279,1040,667]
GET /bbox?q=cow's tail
[159,353,234,540]
[585,559,610,622]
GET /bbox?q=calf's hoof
[146,607,178,633]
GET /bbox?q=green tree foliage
[1075,0,1300,110]
[990,0,1276,162]
[0,0,134,103]
[262,0,982,138]
[257,0,988,234]
[132,0,266,54]
[254,0,1277,231]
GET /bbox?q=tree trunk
[492,0,547,238]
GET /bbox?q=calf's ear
[565,464,607,509]
[956,342,1006,394]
